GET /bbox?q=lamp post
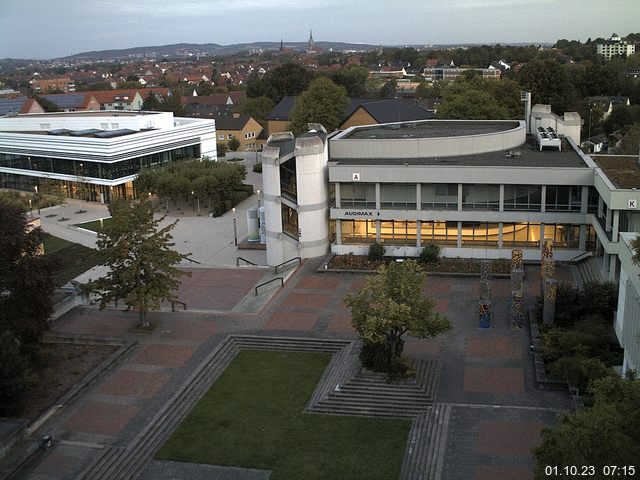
[257,189,261,209]
[29,198,33,218]
[34,185,40,215]
[232,207,238,246]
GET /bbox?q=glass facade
[546,186,581,212]
[421,184,457,209]
[380,183,416,209]
[543,224,580,249]
[281,204,298,238]
[279,158,297,201]
[341,220,376,243]
[502,222,541,248]
[503,185,542,211]
[420,221,458,246]
[462,185,500,210]
[340,183,376,208]
[379,220,417,244]
[460,222,500,247]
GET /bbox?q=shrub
[549,355,614,394]
[253,162,263,173]
[216,142,228,157]
[0,332,28,416]
[228,137,241,151]
[419,243,440,263]
[368,242,386,261]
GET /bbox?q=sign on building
[352,173,360,181]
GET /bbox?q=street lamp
[34,185,40,215]
[257,189,261,209]
[232,207,238,246]
[29,198,33,218]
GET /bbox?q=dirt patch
[23,343,118,419]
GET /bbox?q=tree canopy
[84,199,190,327]
[330,66,369,97]
[534,375,640,479]
[344,260,451,373]
[518,59,578,114]
[437,76,522,120]
[240,95,275,127]
[288,77,348,135]
[246,63,315,104]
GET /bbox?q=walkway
[0,259,574,480]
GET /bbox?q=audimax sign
[344,210,381,217]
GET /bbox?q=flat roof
[593,155,640,189]
[342,120,520,140]
[11,110,161,118]
[331,136,588,168]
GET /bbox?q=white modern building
[596,33,636,61]
[0,111,216,202]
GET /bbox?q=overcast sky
[1,0,639,59]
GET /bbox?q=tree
[228,137,241,151]
[330,66,369,97]
[247,63,314,104]
[379,78,397,98]
[240,96,274,127]
[437,80,510,120]
[518,60,578,114]
[142,93,162,111]
[217,142,228,157]
[0,201,53,348]
[0,331,28,417]
[344,260,451,374]
[33,95,59,112]
[84,200,190,327]
[534,375,640,479]
[288,77,348,135]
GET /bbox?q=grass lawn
[75,217,112,232]
[156,350,411,480]
[43,234,102,286]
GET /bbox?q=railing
[255,277,283,296]
[275,256,302,274]
[236,256,257,266]
[171,301,187,312]
[569,251,593,263]
[185,256,202,265]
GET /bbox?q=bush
[368,242,386,261]
[228,138,241,151]
[419,243,440,263]
[0,332,28,416]
[253,162,263,173]
[217,142,228,157]
[549,355,614,394]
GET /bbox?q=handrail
[274,256,301,274]
[255,277,283,296]
[236,256,257,266]
[185,257,202,265]
[569,251,593,264]
[171,301,187,312]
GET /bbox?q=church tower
[307,29,316,54]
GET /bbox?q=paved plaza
[0,255,574,479]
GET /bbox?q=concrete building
[596,34,636,61]
[0,111,216,202]
[215,113,263,152]
[29,76,76,94]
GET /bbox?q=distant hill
[61,41,382,60]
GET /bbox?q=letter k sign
[629,199,637,209]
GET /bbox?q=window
[543,224,580,249]
[340,183,376,208]
[461,222,500,247]
[502,222,541,248]
[280,158,297,201]
[546,186,581,212]
[587,186,599,213]
[462,185,499,210]
[110,123,119,129]
[281,204,298,238]
[39,123,51,130]
[421,184,458,209]
[421,221,458,246]
[228,134,233,140]
[380,183,416,209]
[341,220,376,243]
[218,135,224,140]
[503,185,542,211]
[379,221,417,245]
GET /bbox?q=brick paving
[9,260,578,480]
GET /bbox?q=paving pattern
[2,260,575,480]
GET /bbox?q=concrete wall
[261,141,286,266]
[0,111,174,131]
[529,105,581,144]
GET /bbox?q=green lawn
[43,234,102,286]
[156,350,411,480]
[75,217,112,232]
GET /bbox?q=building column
[579,224,587,250]
[612,210,620,241]
[457,184,463,211]
[581,186,589,214]
[498,222,504,249]
[375,183,381,210]
[416,220,422,247]
[415,184,421,211]
[335,220,342,246]
[540,185,546,213]
[457,221,462,248]
[605,205,612,232]
[376,220,380,242]
[609,254,617,281]
[334,183,341,209]
[499,184,505,212]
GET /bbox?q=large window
[461,222,500,247]
[380,184,416,209]
[543,224,580,249]
[379,221,417,245]
[502,222,541,248]
[587,186,599,213]
[340,183,376,208]
[279,158,297,201]
[341,220,376,243]
[546,186,581,212]
[421,184,457,210]
[503,185,542,211]
[281,204,298,239]
[462,185,500,210]
[421,221,458,246]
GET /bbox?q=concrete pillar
[416,184,421,211]
[376,220,380,242]
[499,184,505,212]
[261,141,286,266]
[498,222,504,249]
[540,185,546,213]
[479,300,491,328]
[609,254,617,281]
[612,210,620,241]
[542,279,557,326]
[335,220,342,246]
[510,291,524,329]
[375,183,381,210]
[457,184,463,211]
[579,224,587,251]
[416,220,422,247]
[457,221,462,248]
[605,206,612,232]
[334,182,341,209]
[580,186,589,214]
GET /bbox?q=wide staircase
[574,255,603,286]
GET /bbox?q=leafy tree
[603,105,640,134]
[618,123,640,155]
[437,81,509,120]
[330,66,369,97]
[217,142,228,157]
[0,331,28,417]
[228,137,241,151]
[379,78,397,98]
[247,63,314,104]
[344,260,451,373]
[0,201,53,347]
[288,77,348,135]
[534,375,640,479]
[142,93,162,111]
[84,200,190,327]
[240,96,274,127]
[518,60,578,114]
[415,82,441,99]
[33,95,59,112]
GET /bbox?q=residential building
[215,113,263,151]
[588,96,631,120]
[29,76,76,93]
[87,89,144,110]
[0,111,216,202]
[0,97,44,115]
[40,93,101,112]
[422,67,501,82]
[596,33,636,61]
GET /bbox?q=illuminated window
[379,221,417,245]
[281,204,298,238]
[502,222,541,248]
[341,220,376,243]
[543,224,580,249]
[421,221,458,246]
[461,222,500,247]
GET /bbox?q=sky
[1,0,639,59]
